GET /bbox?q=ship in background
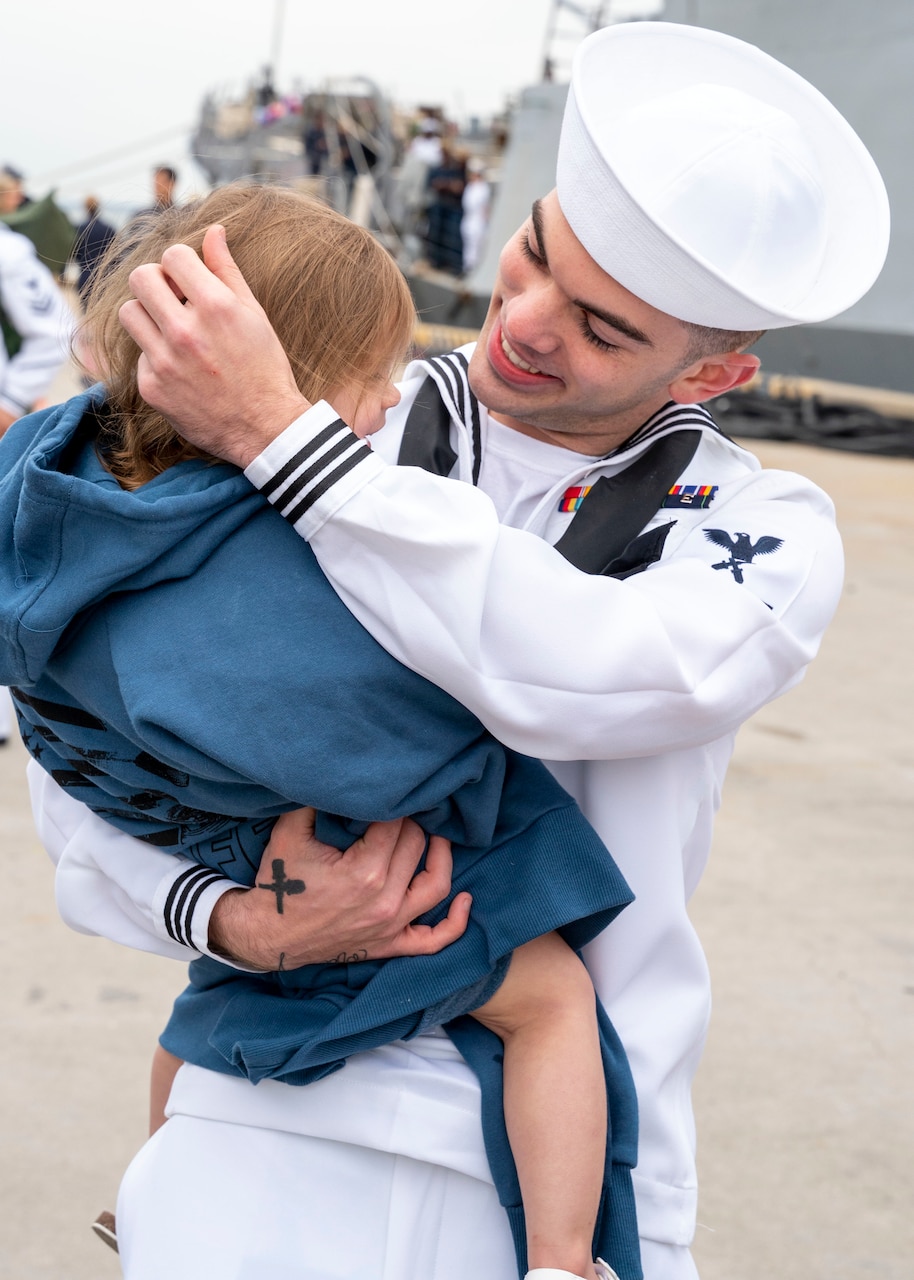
[189,4,648,334]
[660,0,913,402]
[190,1,914,447]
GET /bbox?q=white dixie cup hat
[556,22,890,330]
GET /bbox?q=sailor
[0,176,74,745]
[34,23,888,1280]
[0,205,74,436]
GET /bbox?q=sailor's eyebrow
[530,199,547,255]
[530,198,653,348]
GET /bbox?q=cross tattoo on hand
[257,858,306,914]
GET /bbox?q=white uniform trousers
[118,1116,518,1280]
[116,1069,699,1280]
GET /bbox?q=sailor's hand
[0,407,17,437]
[208,807,471,970]
[119,224,310,469]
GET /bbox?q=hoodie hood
[0,388,260,687]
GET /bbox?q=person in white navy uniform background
[33,23,888,1280]
[0,181,74,745]
[0,228,74,435]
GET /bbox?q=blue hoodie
[0,390,642,1277]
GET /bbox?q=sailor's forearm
[242,407,843,761]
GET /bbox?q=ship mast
[270,0,287,86]
[540,1,614,82]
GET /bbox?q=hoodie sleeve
[244,409,844,762]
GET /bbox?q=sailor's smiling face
[467,190,702,454]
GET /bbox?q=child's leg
[92,1044,186,1253]
[150,1044,184,1136]
[471,932,607,1280]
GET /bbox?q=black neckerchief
[398,359,714,577]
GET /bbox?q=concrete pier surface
[0,362,911,1278]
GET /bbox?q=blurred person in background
[0,164,31,210]
[0,175,75,432]
[425,141,467,273]
[461,157,491,275]
[73,195,117,307]
[134,165,179,219]
[0,171,75,744]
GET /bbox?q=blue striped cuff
[245,401,385,537]
[162,864,230,949]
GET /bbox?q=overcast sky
[0,0,660,220]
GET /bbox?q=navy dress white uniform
[27,22,889,1280]
[32,360,844,1280]
[0,220,74,744]
[0,223,73,421]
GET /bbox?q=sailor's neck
[486,404,663,458]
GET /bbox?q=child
[1,184,635,1280]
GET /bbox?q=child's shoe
[91,1210,118,1254]
[526,1264,621,1280]
[525,1272,589,1279]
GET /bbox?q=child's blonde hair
[81,182,416,487]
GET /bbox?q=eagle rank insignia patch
[663,484,719,509]
[703,529,784,584]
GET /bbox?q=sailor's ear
[668,352,760,405]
